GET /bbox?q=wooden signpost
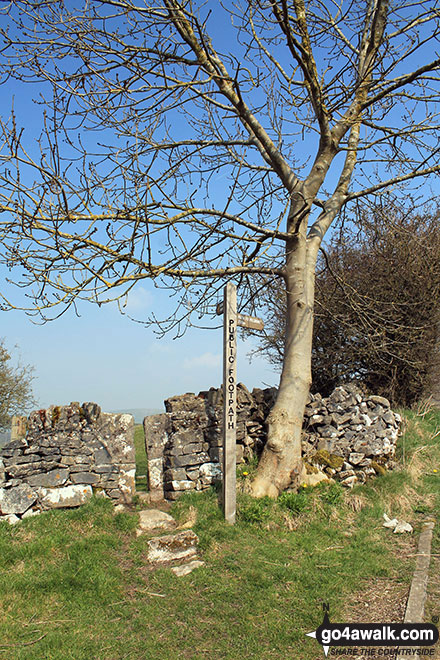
[218,283,264,524]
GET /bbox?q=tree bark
[251,199,317,498]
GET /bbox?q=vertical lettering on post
[222,282,237,524]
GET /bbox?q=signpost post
[218,283,264,524]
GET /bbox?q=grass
[0,410,439,659]
[134,424,148,491]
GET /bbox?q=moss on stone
[51,406,61,425]
[370,460,387,476]
[312,449,344,470]
[304,462,319,475]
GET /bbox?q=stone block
[167,429,204,447]
[69,463,93,473]
[137,509,176,534]
[27,468,69,488]
[118,467,136,502]
[0,484,38,515]
[7,461,60,479]
[71,472,100,485]
[21,508,40,519]
[199,462,222,481]
[164,467,187,481]
[106,489,122,499]
[348,453,365,465]
[165,393,207,415]
[81,402,101,424]
[165,480,196,492]
[368,395,390,408]
[98,478,119,489]
[94,464,118,474]
[178,442,205,456]
[13,454,42,465]
[147,457,164,492]
[38,448,62,457]
[93,448,112,464]
[0,514,20,525]
[166,452,211,469]
[1,438,28,452]
[37,484,93,509]
[147,529,199,563]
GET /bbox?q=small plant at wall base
[0,338,36,431]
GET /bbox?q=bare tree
[253,202,440,408]
[0,1,440,496]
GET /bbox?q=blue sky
[3,287,276,413]
[1,2,439,416]
[0,3,281,414]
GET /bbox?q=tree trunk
[251,208,317,498]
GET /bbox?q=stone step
[147,529,199,564]
[136,508,177,536]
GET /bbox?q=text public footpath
[227,317,236,430]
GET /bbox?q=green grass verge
[134,424,148,491]
[0,410,439,659]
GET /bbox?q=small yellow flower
[302,483,308,488]
[433,469,438,473]
[242,471,249,476]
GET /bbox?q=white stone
[21,508,41,519]
[349,452,365,465]
[170,480,195,491]
[0,514,20,525]
[383,513,398,528]
[118,468,136,500]
[148,458,163,489]
[199,462,222,479]
[37,484,93,509]
[147,530,199,564]
[394,520,413,534]
[138,509,176,533]
[340,475,357,488]
[171,560,205,577]
[118,414,133,428]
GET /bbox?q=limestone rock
[0,484,38,515]
[70,472,100,484]
[143,382,401,501]
[147,529,199,564]
[394,520,413,534]
[171,560,205,577]
[137,509,177,534]
[383,513,413,533]
[37,484,93,509]
[27,468,69,488]
[22,508,41,519]
[0,514,20,524]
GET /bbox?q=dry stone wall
[144,383,401,500]
[0,402,136,522]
